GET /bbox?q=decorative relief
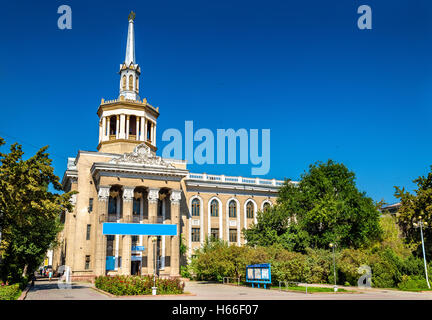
[69,194,77,206]
[98,186,110,201]
[147,188,160,203]
[192,219,200,226]
[229,220,237,227]
[170,190,182,204]
[123,187,134,202]
[110,144,175,168]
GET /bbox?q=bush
[0,284,21,300]
[180,265,192,279]
[398,275,430,291]
[94,275,185,296]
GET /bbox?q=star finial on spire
[128,11,136,21]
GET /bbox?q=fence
[278,281,309,294]
[223,277,241,286]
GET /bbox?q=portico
[92,144,187,277]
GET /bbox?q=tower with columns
[53,12,286,282]
[97,11,158,155]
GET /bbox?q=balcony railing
[186,173,290,187]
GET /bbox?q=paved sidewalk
[25,278,109,300]
[24,278,432,300]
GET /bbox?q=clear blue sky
[0,0,431,204]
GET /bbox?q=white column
[136,117,140,140]
[153,122,157,146]
[99,122,102,143]
[161,197,166,269]
[219,201,223,240]
[115,235,119,269]
[140,117,145,141]
[139,197,143,259]
[244,202,247,229]
[126,115,130,140]
[140,196,143,222]
[102,117,107,141]
[119,114,126,139]
[188,205,192,258]
[116,115,120,139]
[237,201,241,246]
[200,199,204,245]
[226,202,229,241]
[207,201,211,237]
[116,197,121,222]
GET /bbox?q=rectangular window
[192,228,200,242]
[132,235,138,247]
[106,235,114,256]
[86,224,91,240]
[88,198,93,213]
[211,228,219,240]
[133,198,140,215]
[229,229,237,242]
[85,255,90,270]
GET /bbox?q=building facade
[53,13,288,280]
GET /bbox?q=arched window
[136,77,139,92]
[122,75,126,90]
[246,201,254,219]
[129,75,133,90]
[229,200,237,218]
[263,202,271,211]
[210,199,219,217]
[191,198,200,216]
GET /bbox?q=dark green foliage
[244,160,382,250]
[0,137,75,283]
[95,275,185,295]
[395,165,432,258]
[398,275,431,291]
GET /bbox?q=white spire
[119,11,140,101]
[125,12,135,65]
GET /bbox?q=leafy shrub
[337,248,369,286]
[95,275,185,296]
[180,265,192,279]
[0,284,21,300]
[398,275,430,291]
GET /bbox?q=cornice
[91,161,189,182]
[97,100,159,118]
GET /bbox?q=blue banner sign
[131,246,145,251]
[103,223,177,236]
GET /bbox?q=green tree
[395,165,432,258]
[0,138,75,283]
[244,160,382,251]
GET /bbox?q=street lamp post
[151,236,158,295]
[329,242,337,292]
[413,214,430,289]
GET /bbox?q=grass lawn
[273,286,351,293]
[398,287,432,292]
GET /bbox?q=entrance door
[131,260,141,275]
